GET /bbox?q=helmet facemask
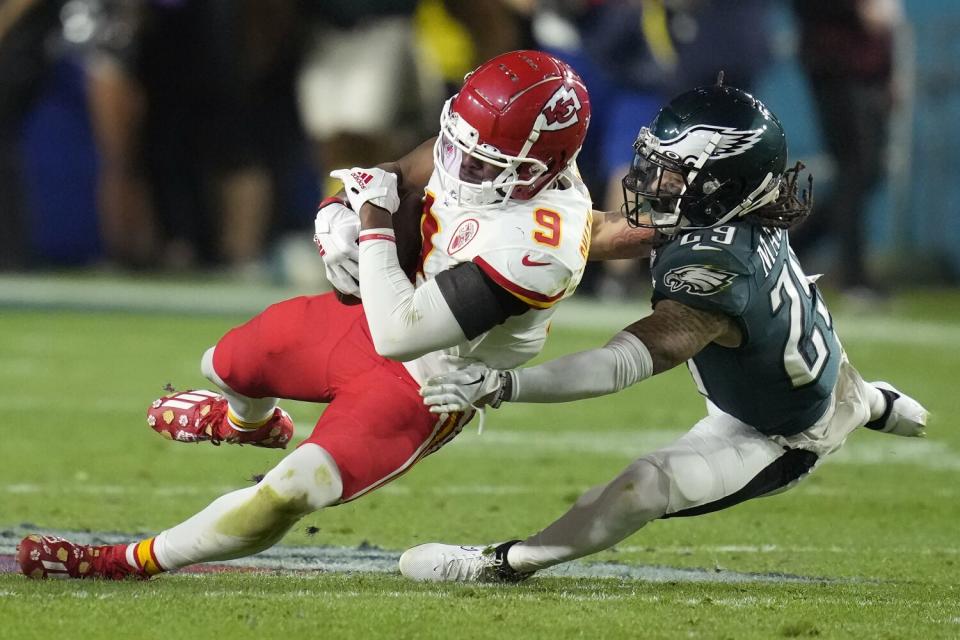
[623,126,782,235]
[434,98,549,208]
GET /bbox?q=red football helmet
[434,50,591,208]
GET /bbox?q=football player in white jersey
[16,50,653,580]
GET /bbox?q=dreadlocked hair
[744,162,814,229]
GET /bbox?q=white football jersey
[403,166,593,384]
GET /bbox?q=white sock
[865,383,887,422]
[152,444,343,570]
[507,459,668,573]
[201,346,279,430]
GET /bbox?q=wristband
[359,229,397,243]
[489,370,513,408]
[319,196,348,209]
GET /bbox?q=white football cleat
[399,541,532,583]
[866,382,928,437]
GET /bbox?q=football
[335,189,425,305]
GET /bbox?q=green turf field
[1,278,958,639]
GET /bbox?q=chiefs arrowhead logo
[662,265,737,296]
[540,86,582,131]
[447,218,480,255]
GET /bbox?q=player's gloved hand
[329,167,400,214]
[313,196,361,298]
[420,355,508,413]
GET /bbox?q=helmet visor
[622,127,721,231]
[622,132,693,230]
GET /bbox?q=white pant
[646,354,872,515]
[509,355,874,572]
[297,17,421,138]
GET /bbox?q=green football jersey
[650,224,841,436]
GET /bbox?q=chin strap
[715,171,780,225]
[473,406,486,435]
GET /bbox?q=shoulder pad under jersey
[651,232,754,317]
[473,198,592,309]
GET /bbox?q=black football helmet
[622,84,790,233]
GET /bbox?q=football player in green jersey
[398,79,929,583]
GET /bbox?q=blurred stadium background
[3,0,959,293]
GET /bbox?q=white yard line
[446,429,960,469]
[0,482,543,497]
[2,274,959,347]
[7,429,958,503]
[2,483,236,496]
[614,544,960,555]
[0,528,836,584]
[3,431,956,506]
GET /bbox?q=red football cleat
[147,389,293,448]
[16,535,148,580]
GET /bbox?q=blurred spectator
[533,0,773,299]
[531,1,667,299]
[667,0,773,93]
[296,0,536,197]
[441,0,536,75]
[413,0,535,133]
[0,0,66,270]
[86,0,313,271]
[790,0,904,297]
[83,0,158,269]
[296,0,425,194]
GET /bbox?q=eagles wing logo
[540,86,582,131]
[661,125,763,162]
[662,265,737,296]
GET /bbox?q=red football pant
[212,293,469,501]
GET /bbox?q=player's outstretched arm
[588,210,656,261]
[620,300,739,373]
[420,300,738,412]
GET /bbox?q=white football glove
[329,167,400,214]
[314,197,361,297]
[419,356,507,414]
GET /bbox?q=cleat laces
[436,547,500,581]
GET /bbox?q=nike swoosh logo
[522,254,551,267]
[690,244,722,251]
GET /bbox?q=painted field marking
[4,430,958,501]
[553,301,960,348]
[614,544,960,556]
[3,483,237,496]
[2,274,959,348]
[2,410,954,470]
[442,429,960,470]
[0,529,838,584]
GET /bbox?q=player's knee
[610,459,670,524]
[259,445,344,513]
[201,347,220,386]
[657,445,732,510]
